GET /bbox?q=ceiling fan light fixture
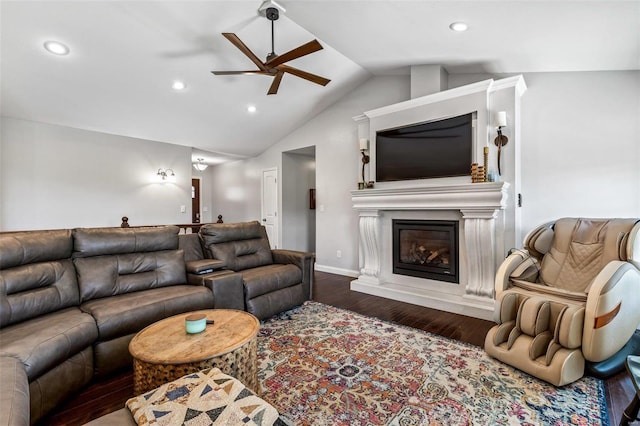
[449,22,468,32]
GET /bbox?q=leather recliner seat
[71,226,215,377]
[199,221,315,320]
[0,230,98,422]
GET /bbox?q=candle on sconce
[359,138,369,151]
[496,111,507,128]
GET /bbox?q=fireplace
[392,220,459,283]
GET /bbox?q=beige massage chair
[484,218,640,386]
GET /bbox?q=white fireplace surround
[350,76,527,320]
[351,182,509,320]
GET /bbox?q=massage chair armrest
[495,249,538,298]
[0,357,29,426]
[272,249,315,300]
[582,261,640,362]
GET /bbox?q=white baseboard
[314,264,360,278]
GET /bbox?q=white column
[358,210,381,284]
[461,209,499,298]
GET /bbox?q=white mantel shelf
[351,182,510,212]
[350,181,511,321]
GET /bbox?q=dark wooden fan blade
[265,39,323,68]
[278,64,330,86]
[222,33,267,71]
[211,70,269,75]
[267,72,284,95]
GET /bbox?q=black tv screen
[376,113,473,182]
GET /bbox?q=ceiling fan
[211,7,330,95]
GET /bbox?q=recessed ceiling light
[247,105,257,113]
[43,40,70,55]
[449,22,468,32]
[172,81,186,91]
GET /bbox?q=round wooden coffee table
[129,309,260,395]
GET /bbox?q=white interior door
[261,168,279,249]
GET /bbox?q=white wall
[1,117,194,230]
[449,71,640,233]
[210,70,639,274]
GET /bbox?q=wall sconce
[157,168,176,183]
[494,111,508,175]
[359,138,370,187]
[193,158,208,171]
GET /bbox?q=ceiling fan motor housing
[266,7,279,21]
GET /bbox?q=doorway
[191,178,201,223]
[282,146,316,253]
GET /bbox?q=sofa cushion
[72,226,179,258]
[199,221,273,271]
[0,229,73,270]
[80,286,214,341]
[242,264,302,299]
[74,250,187,302]
[1,230,79,327]
[0,307,98,380]
[178,233,205,262]
[1,259,80,327]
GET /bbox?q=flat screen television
[375,113,473,182]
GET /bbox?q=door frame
[261,167,279,249]
[191,177,202,224]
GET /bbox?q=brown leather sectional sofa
[0,221,314,425]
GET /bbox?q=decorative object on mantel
[483,146,489,182]
[217,215,224,223]
[365,181,375,188]
[494,111,509,175]
[359,138,370,189]
[470,163,486,183]
[121,216,130,228]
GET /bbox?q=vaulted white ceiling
[1,1,638,163]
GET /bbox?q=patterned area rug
[257,301,609,426]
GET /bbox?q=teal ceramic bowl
[185,313,207,334]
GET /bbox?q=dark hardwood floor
[41,271,635,425]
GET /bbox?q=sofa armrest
[0,357,29,426]
[583,261,640,362]
[186,259,226,275]
[272,249,315,300]
[203,271,245,310]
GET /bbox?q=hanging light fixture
[193,158,208,171]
